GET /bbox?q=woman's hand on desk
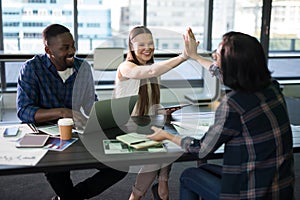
[147,126,182,146]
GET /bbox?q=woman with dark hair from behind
[220,31,271,92]
[147,28,295,200]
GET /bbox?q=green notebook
[103,139,166,154]
[116,132,161,149]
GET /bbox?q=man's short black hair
[42,24,71,46]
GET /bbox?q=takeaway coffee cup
[58,118,74,140]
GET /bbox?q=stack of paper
[0,124,48,166]
[37,125,60,136]
[170,112,215,139]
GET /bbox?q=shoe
[151,183,162,200]
[51,196,60,200]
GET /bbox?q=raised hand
[183,27,200,59]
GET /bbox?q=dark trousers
[179,164,222,200]
[45,168,127,200]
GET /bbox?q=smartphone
[3,127,19,137]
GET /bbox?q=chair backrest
[184,65,221,105]
[93,47,124,71]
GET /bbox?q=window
[4,22,19,27]
[2,0,73,53]
[0,0,299,97]
[28,0,46,3]
[147,0,205,52]
[270,1,300,52]
[212,0,262,50]
[86,23,101,28]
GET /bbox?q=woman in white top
[113,26,187,200]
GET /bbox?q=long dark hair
[220,32,271,92]
[127,26,160,116]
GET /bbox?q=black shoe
[151,183,162,200]
[51,196,60,200]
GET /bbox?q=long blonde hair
[126,26,160,116]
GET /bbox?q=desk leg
[197,159,207,200]
[196,159,207,167]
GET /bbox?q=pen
[31,123,38,132]
[171,122,187,130]
[28,124,38,133]
[130,140,147,145]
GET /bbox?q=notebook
[116,132,162,149]
[82,95,138,134]
[103,139,166,154]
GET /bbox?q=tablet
[16,134,49,148]
[157,103,193,111]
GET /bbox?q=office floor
[0,157,299,200]
[0,109,299,200]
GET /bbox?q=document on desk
[171,112,215,138]
[291,124,300,147]
[37,124,60,136]
[0,124,48,166]
[44,137,78,151]
[171,121,225,153]
[171,120,212,139]
[1,123,39,135]
[171,112,223,153]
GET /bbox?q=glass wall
[147,0,205,52]
[76,0,139,52]
[1,0,207,87]
[1,0,300,88]
[1,0,206,54]
[269,0,300,52]
[2,0,300,53]
[212,0,262,50]
[2,0,73,53]
[212,0,300,53]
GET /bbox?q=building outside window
[0,0,300,91]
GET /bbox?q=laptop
[82,95,138,134]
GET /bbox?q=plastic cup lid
[58,118,74,126]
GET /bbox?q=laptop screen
[83,95,138,133]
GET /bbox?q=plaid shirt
[182,80,294,199]
[17,54,97,123]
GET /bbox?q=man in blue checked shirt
[17,24,126,200]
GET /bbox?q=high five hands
[183,27,200,60]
